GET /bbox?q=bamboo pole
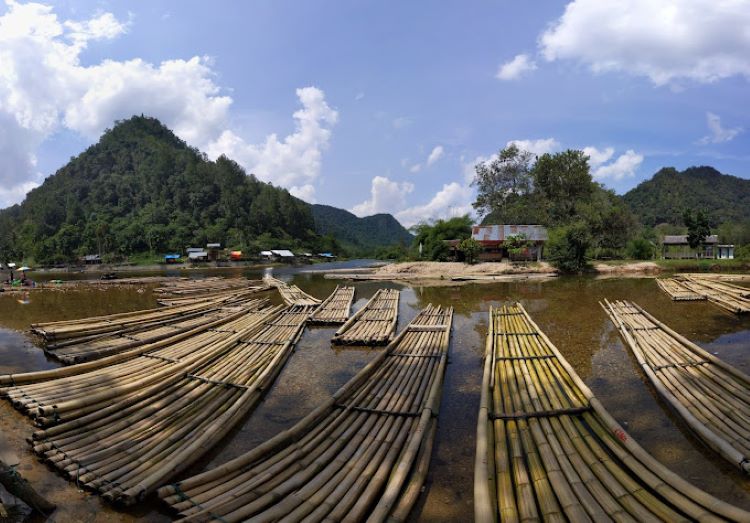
[309,286,355,324]
[475,302,750,522]
[332,289,400,346]
[158,304,453,522]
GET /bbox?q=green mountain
[0,116,408,265]
[623,166,750,227]
[311,204,413,254]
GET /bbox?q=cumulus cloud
[0,1,338,207]
[539,0,750,86]
[592,150,643,180]
[350,176,414,216]
[582,146,615,167]
[496,53,537,81]
[207,86,338,197]
[396,182,474,227]
[507,138,560,156]
[698,112,742,144]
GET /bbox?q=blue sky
[1,0,748,225]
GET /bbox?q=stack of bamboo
[308,285,355,324]
[263,275,321,306]
[603,299,750,473]
[332,289,399,346]
[159,304,452,521]
[656,278,706,301]
[676,274,750,313]
[1,302,314,505]
[31,296,258,364]
[474,303,750,522]
[154,277,251,296]
[156,284,268,307]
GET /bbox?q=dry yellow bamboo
[656,278,706,301]
[603,299,750,473]
[309,285,355,324]
[158,304,452,522]
[1,302,314,505]
[264,275,321,305]
[332,288,400,346]
[475,303,750,522]
[674,275,750,314]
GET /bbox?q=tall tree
[471,145,542,223]
[683,209,711,250]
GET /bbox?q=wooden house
[661,235,732,259]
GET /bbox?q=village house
[447,225,548,262]
[661,235,734,259]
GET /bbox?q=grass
[597,258,750,271]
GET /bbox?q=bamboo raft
[154,277,255,297]
[332,289,400,346]
[656,278,706,301]
[31,295,261,364]
[158,304,453,522]
[308,285,355,324]
[156,283,269,306]
[1,302,314,505]
[475,303,750,522]
[677,275,750,314]
[603,299,750,474]
[264,275,321,306]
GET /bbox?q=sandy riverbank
[323,260,665,285]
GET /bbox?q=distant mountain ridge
[623,166,750,227]
[0,116,412,264]
[311,204,413,253]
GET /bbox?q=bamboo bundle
[156,284,268,306]
[656,278,706,301]
[1,302,314,506]
[158,304,453,522]
[332,288,400,346]
[264,275,321,305]
[603,299,750,474]
[680,273,750,283]
[474,303,750,523]
[677,275,750,313]
[154,277,255,297]
[308,285,355,324]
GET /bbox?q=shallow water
[0,266,749,521]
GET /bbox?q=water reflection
[0,268,749,522]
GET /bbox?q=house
[317,252,336,260]
[260,250,274,260]
[82,254,102,265]
[452,225,548,262]
[259,250,296,262]
[206,243,222,261]
[661,235,731,259]
[186,247,208,262]
[230,250,243,261]
[164,253,182,264]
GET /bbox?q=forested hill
[311,204,413,252]
[623,166,750,227]
[0,116,405,265]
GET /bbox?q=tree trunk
[0,461,56,515]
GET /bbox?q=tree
[546,222,591,273]
[458,237,481,264]
[411,215,473,261]
[472,145,541,223]
[505,233,531,260]
[683,210,711,250]
[531,149,594,224]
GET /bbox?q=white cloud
[0,2,339,206]
[426,145,444,166]
[350,176,414,217]
[582,146,615,167]
[699,112,742,144]
[207,86,338,198]
[396,182,474,227]
[392,116,412,129]
[355,92,365,101]
[507,138,560,156]
[409,164,422,173]
[592,149,643,180]
[496,53,537,81]
[540,0,750,86]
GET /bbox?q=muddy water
[1,267,749,522]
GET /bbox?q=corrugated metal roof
[471,225,548,243]
[188,251,208,259]
[260,251,273,256]
[663,234,719,245]
[271,249,295,257]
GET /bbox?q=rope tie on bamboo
[237,339,291,346]
[652,361,710,371]
[142,354,180,363]
[490,405,592,420]
[627,326,661,332]
[495,332,539,336]
[334,403,424,418]
[185,374,250,390]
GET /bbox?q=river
[1,263,749,522]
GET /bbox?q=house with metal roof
[471,225,548,261]
[661,234,733,259]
